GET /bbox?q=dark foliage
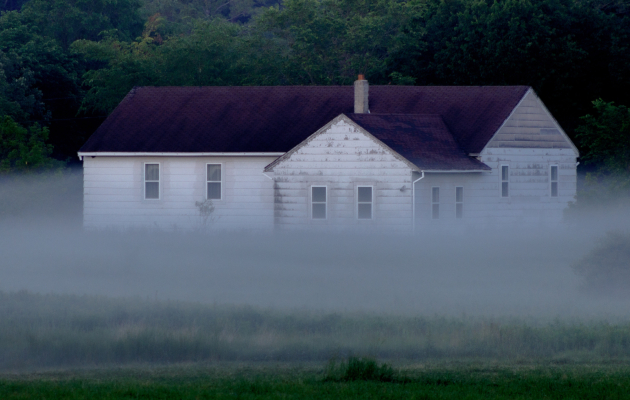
[327,356,396,382]
[576,99,630,190]
[1,0,630,177]
[0,0,28,12]
[573,231,630,296]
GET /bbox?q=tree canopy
[0,115,62,172]
[576,99,630,190]
[0,0,629,178]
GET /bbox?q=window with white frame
[357,186,373,219]
[312,186,327,219]
[144,163,160,199]
[207,164,222,200]
[456,187,463,219]
[432,187,439,219]
[501,165,509,197]
[550,165,558,197]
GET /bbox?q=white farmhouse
[78,77,579,232]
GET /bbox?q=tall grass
[2,291,630,370]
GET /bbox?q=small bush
[324,356,395,382]
[573,231,630,296]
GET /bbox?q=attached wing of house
[79,79,578,231]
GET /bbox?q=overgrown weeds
[4,291,630,370]
[324,356,397,382]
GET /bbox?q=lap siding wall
[83,156,277,230]
[414,148,577,228]
[271,120,414,232]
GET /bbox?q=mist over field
[3,171,630,370]
[3,0,630,380]
[1,170,630,319]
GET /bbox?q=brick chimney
[354,74,369,114]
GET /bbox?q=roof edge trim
[421,169,490,173]
[78,152,285,160]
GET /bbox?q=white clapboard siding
[396,89,579,231]
[270,120,414,231]
[83,156,277,230]
[414,148,577,228]
[408,89,579,228]
[83,89,577,232]
[486,89,577,153]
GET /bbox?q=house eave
[421,169,490,173]
[77,152,286,160]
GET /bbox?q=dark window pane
[432,204,439,219]
[456,187,463,203]
[312,203,326,219]
[432,187,439,203]
[456,203,463,219]
[207,164,221,181]
[145,182,159,199]
[502,182,509,197]
[145,164,159,181]
[358,203,372,219]
[312,187,326,202]
[358,187,372,203]
[551,182,558,197]
[502,165,509,181]
[551,166,558,181]
[207,182,221,199]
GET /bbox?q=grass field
[3,291,630,370]
[2,362,630,399]
[3,172,630,397]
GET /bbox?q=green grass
[3,292,630,398]
[2,363,630,399]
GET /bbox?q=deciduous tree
[0,115,62,173]
[576,99,630,189]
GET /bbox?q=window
[550,165,558,197]
[456,187,463,219]
[432,187,439,219]
[207,164,222,200]
[501,165,509,197]
[357,186,373,219]
[312,186,327,219]
[144,163,159,199]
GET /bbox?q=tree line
[0,0,629,187]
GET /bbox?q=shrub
[324,356,395,382]
[573,231,630,296]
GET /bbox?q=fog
[2,170,630,319]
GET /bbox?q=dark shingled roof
[79,85,529,155]
[347,114,490,171]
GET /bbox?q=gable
[79,86,529,155]
[266,114,490,173]
[485,89,579,155]
[265,115,418,173]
